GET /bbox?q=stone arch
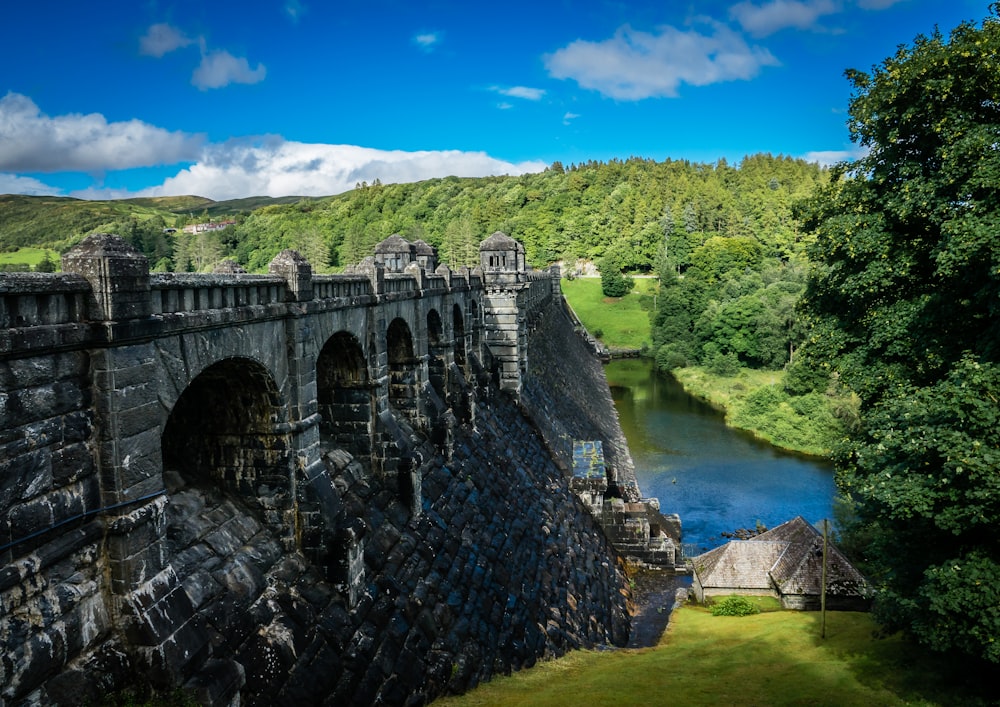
[452,303,467,373]
[386,317,420,426]
[426,308,447,400]
[316,331,373,463]
[161,357,290,519]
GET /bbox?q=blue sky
[0,0,989,201]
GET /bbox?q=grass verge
[559,277,656,352]
[433,604,966,706]
[0,246,60,270]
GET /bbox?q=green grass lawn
[433,604,967,706]
[0,246,60,270]
[560,277,657,352]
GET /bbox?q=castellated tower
[478,232,528,395]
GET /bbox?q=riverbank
[670,366,850,458]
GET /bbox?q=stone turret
[479,231,525,276]
[412,239,438,271]
[374,234,416,273]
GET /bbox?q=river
[604,358,837,556]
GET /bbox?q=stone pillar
[269,249,313,302]
[62,236,209,691]
[62,233,151,321]
[62,235,166,593]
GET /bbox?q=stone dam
[0,231,681,705]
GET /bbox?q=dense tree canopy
[800,8,1000,668]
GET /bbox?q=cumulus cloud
[544,21,779,100]
[139,23,194,57]
[493,86,546,101]
[72,138,547,201]
[0,172,61,196]
[563,112,580,125]
[0,92,205,172]
[192,50,267,90]
[413,32,442,51]
[802,146,868,166]
[730,0,839,37]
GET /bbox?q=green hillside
[0,193,312,256]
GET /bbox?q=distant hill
[0,193,312,252]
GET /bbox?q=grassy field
[559,276,657,352]
[0,246,60,270]
[434,603,966,706]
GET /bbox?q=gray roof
[412,239,435,255]
[691,516,870,598]
[375,234,413,253]
[692,540,786,591]
[479,231,517,250]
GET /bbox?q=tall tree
[800,7,1000,669]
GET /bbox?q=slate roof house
[690,516,872,611]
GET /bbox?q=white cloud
[494,86,546,101]
[0,172,61,196]
[139,23,194,57]
[73,138,547,201]
[192,50,267,90]
[855,0,905,8]
[802,146,867,166]
[284,0,306,23]
[563,112,580,125]
[730,0,839,37]
[0,92,205,172]
[544,21,779,100]
[413,32,442,51]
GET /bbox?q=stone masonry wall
[520,298,641,502]
[2,351,631,706]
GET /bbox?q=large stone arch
[161,356,291,521]
[386,317,421,428]
[426,308,447,400]
[316,331,373,464]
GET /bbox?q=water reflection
[605,359,837,555]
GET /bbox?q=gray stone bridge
[1,231,678,705]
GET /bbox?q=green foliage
[709,595,761,617]
[674,366,852,456]
[560,277,656,351]
[598,259,634,297]
[799,8,1000,669]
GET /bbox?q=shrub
[656,344,688,371]
[707,351,741,377]
[710,595,761,617]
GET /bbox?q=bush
[707,351,741,377]
[600,263,635,298]
[656,344,688,371]
[710,595,761,617]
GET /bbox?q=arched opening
[453,303,467,373]
[159,359,291,659]
[470,300,481,352]
[427,309,447,400]
[162,358,288,502]
[386,317,420,427]
[316,331,372,463]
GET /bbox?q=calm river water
[605,358,837,555]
